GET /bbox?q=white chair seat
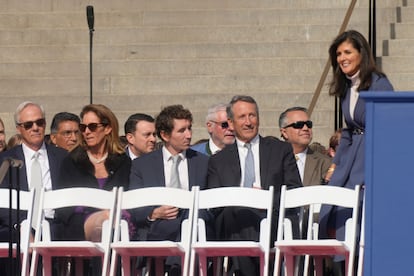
[31,241,106,256]
[190,186,274,276]
[29,187,117,276]
[192,241,266,256]
[276,239,351,255]
[111,241,187,256]
[274,185,362,276]
[109,186,197,276]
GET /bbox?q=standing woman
[55,104,131,275]
[319,30,394,274]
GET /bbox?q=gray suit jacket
[303,148,332,186]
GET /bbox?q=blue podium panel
[361,92,414,276]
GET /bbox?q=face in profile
[126,120,156,157]
[161,119,192,155]
[207,110,235,148]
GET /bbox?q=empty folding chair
[274,185,361,276]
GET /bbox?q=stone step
[393,23,414,39]
[2,0,397,13]
[0,7,396,29]
[0,74,331,97]
[0,21,390,46]
[0,58,329,78]
[0,41,332,62]
[386,73,414,91]
[386,39,414,56]
[381,56,414,73]
[398,6,414,23]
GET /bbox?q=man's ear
[280,128,288,141]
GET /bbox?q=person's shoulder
[46,143,68,157]
[261,135,290,149]
[308,148,331,162]
[191,142,207,154]
[371,72,394,90]
[131,148,161,167]
[0,145,22,163]
[186,148,209,162]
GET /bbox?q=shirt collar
[236,134,259,148]
[162,146,186,161]
[208,138,221,154]
[22,142,47,159]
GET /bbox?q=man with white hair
[192,103,235,156]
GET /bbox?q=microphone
[8,158,23,168]
[86,5,94,31]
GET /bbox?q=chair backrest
[33,187,118,245]
[193,186,274,247]
[0,188,34,276]
[113,186,198,243]
[277,185,361,244]
[0,188,34,250]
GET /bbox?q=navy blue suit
[318,73,394,262]
[129,148,210,240]
[0,144,67,241]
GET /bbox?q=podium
[361,91,413,275]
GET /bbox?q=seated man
[208,95,302,276]
[130,104,213,275]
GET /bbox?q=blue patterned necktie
[244,143,255,187]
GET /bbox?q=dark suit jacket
[303,148,332,186]
[207,136,302,242]
[129,148,210,240]
[54,145,131,240]
[0,144,67,241]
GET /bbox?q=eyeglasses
[17,118,46,130]
[284,120,313,129]
[58,130,80,138]
[79,123,106,132]
[210,121,229,129]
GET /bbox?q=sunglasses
[79,123,107,132]
[59,130,80,138]
[17,118,46,130]
[284,120,313,129]
[211,121,229,129]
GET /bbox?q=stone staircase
[0,0,408,146]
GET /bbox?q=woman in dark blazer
[55,104,131,242]
[318,30,394,274]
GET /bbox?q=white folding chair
[190,186,274,276]
[0,189,34,276]
[274,185,361,276]
[109,186,198,276]
[29,187,117,276]
[357,190,365,276]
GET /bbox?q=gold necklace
[87,151,108,164]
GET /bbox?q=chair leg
[29,251,38,276]
[285,255,295,276]
[75,258,83,276]
[43,256,52,276]
[121,256,131,276]
[155,257,164,276]
[314,257,324,276]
